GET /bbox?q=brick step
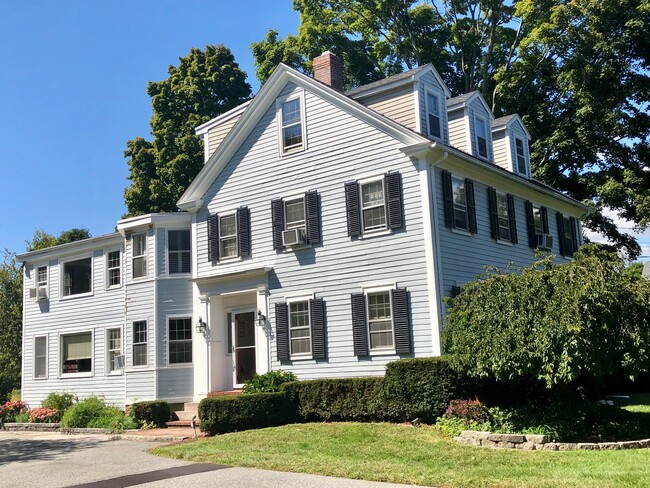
[207,389,243,397]
[166,419,199,428]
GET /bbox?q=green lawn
[618,393,650,414]
[152,422,650,488]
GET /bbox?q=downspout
[152,227,158,401]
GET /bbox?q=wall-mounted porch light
[196,317,207,334]
[257,310,266,327]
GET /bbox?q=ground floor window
[34,336,47,378]
[107,328,122,372]
[61,332,92,374]
[169,318,192,364]
[133,321,147,367]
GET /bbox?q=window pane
[170,341,192,364]
[62,333,92,373]
[37,266,47,285]
[133,256,146,279]
[168,230,190,251]
[133,344,147,367]
[283,125,302,148]
[220,215,236,237]
[362,181,384,207]
[452,177,469,229]
[368,292,391,320]
[133,234,146,256]
[363,207,386,230]
[291,337,311,355]
[533,207,543,234]
[370,330,393,349]
[427,93,441,138]
[282,99,301,125]
[475,118,488,158]
[35,337,46,378]
[285,199,305,229]
[220,237,237,258]
[497,194,510,240]
[63,258,92,296]
[516,139,526,174]
[290,301,309,328]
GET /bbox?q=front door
[232,310,256,387]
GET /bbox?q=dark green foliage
[88,407,138,431]
[282,378,401,422]
[198,393,297,435]
[444,245,650,388]
[243,370,298,394]
[26,228,91,251]
[130,400,171,427]
[42,392,76,422]
[0,251,22,402]
[384,356,465,423]
[60,396,110,428]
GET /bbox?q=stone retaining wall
[2,422,60,432]
[455,430,650,451]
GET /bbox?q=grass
[617,393,650,414]
[152,422,650,488]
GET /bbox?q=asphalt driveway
[0,431,419,487]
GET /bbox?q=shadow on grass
[0,437,101,465]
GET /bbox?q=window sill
[33,376,48,381]
[161,273,193,280]
[281,146,305,157]
[290,354,313,361]
[495,239,514,246]
[106,285,122,291]
[451,228,472,237]
[358,229,392,240]
[60,372,93,379]
[59,292,94,301]
[368,348,396,357]
[106,371,123,376]
[166,363,193,369]
[217,255,242,264]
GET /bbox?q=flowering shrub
[29,407,60,423]
[444,398,490,423]
[0,400,29,422]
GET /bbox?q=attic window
[475,117,488,159]
[515,137,527,175]
[426,91,441,139]
[278,95,306,154]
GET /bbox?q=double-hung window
[107,251,121,287]
[35,265,48,299]
[525,201,551,249]
[441,170,477,234]
[169,318,192,364]
[107,328,122,373]
[289,301,311,356]
[426,91,442,139]
[487,188,518,244]
[345,173,403,237]
[34,336,47,379]
[219,214,237,258]
[280,97,303,153]
[272,191,321,250]
[285,198,306,231]
[557,213,579,257]
[207,207,251,262]
[132,321,147,367]
[61,332,92,374]
[168,230,191,274]
[275,297,325,361]
[515,138,527,175]
[474,116,488,159]
[62,257,92,297]
[132,234,147,279]
[351,287,411,356]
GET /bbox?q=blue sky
[1,1,648,259]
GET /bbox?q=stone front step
[207,389,243,397]
[174,410,198,422]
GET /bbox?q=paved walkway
[0,430,422,488]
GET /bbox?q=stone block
[487,434,526,443]
[577,443,600,450]
[539,443,559,451]
[557,443,577,451]
[501,442,516,449]
[524,434,548,444]
[598,442,620,450]
[520,442,537,451]
[481,439,498,448]
[618,441,643,449]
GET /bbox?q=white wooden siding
[359,84,416,130]
[195,82,432,379]
[447,109,468,152]
[492,130,510,171]
[468,98,494,162]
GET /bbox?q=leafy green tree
[124,45,252,216]
[26,228,91,251]
[0,251,22,401]
[254,0,650,258]
[443,245,650,388]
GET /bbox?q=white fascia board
[16,233,122,263]
[401,141,590,215]
[192,266,273,286]
[194,100,253,136]
[351,65,451,100]
[492,114,532,140]
[447,92,494,119]
[412,64,452,98]
[116,212,192,235]
[178,64,429,210]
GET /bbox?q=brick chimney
[312,51,343,91]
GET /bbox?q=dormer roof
[346,64,451,99]
[447,91,493,118]
[492,114,531,140]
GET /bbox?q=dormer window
[515,137,527,175]
[475,116,488,159]
[426,91,441,139]
[278,94,306,154]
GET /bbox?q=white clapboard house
[18,53,587,408]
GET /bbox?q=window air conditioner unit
[29,287,48,301]
[114,355,125,370]
[282,228,306,246]
[536,233,553,251]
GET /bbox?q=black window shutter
[525,200,536,248]
[207,214,220,262]
[305,190,321,244]
[351,293,368,356]
[441,170,454,228]
[541,207,550,234]
[569,217,579,255]
[385,172,403,230]
[310,297,326,360]
[271,199,285,251]
[556,212,566,256]
[345,181,361,237]
[392,288,411,355]
[507,194,518,244]
[465,178,477,234]
[275,302,289,362]
[237,207,251,257]
[487,187,499,239]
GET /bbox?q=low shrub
[0,400,29,422]
[60,396,109,428]
[88,407,138,431]
[282,377,401,422]
[41,392,76,422]
[130,400,171,427]
[199,392,297,435]
[14,412,30,423]
[29,407,59,423]
[243,370,297,394]
[434,416,491,438]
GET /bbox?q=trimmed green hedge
[199,392,297,435]
[282,377,402,422]
[131,400,171,427]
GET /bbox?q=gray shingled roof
[447,91,477,107]
[345,65,430,96]
[492,114,517,128]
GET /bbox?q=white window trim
[59,254,94,300]
[131,319,148,369]
[495,192,511,242]
[286,295,313,360]
[276,90,307,157]
[218,211,239,262]
[451,175,470,232]
[35,264,48,294]
[284,196,307,231]
[358,175,388,234]
[167,315,193,367]
[362,284,397,355]
[532,205,544,235]
[106,326,123,376]
[474,115,489,160]
[105,248,122,290]
[166,228,192,276]
[131,233,148,281]
[425,90,442,140]
[33,335,48,380]
[514,136,528,176]
[59,330,94,378]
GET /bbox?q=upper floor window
[61,332,92,374]
[62,257,92,297]
[279,97,304,154]
[496,193,511,241]
[207,207,251,262]
[515,137,527,174]
[272,191,321,250]
[426,91,441,139]
[35,266,48,299]
[219,214,238,258]
[474,116,488,159]
[132,234,147,279]
[441,170,477,234]
[168,230,191,274]
[107,251,121,287]
[557,213,579,257]
[345,172,403,237]
[487,188,518,244]
[169,318,192,364]
[525,201,551,250]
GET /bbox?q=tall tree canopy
[25,228,91,251]
[124,45,252,216]
[253,0,650,257]
[0,251,22,401]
